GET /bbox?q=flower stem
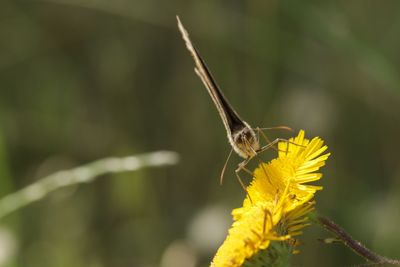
[316,215,400,266]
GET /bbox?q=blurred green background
[1,0,400,266]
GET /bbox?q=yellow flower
[211,130,330,267]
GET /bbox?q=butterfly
[177,16,292,187]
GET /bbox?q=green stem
[0,151,179,219]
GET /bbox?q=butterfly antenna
[220,148,234,185]
[258,126,294,132]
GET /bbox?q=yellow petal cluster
[211,130,330,267]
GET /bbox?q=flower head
[211,130,330,267]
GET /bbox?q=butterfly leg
[255,127,279,152]
[235,157,254,202]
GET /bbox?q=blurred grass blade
[0,151,179,219]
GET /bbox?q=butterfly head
[230,125,260,159]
